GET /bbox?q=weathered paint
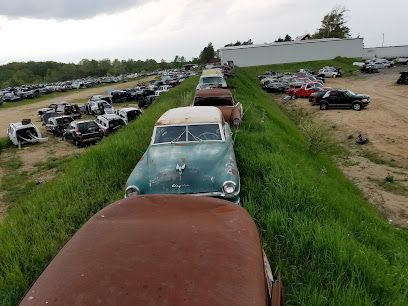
[156,106,223,126]
[19,195,270,306]
[126,122,240,202]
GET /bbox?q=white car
[115,107,142,124]
[95,114,126,134]
[318,68,339,78]
[196,75,228,90]
[365,58,392,69]
[7,120,47,146]
[86,100,114,115]
[155,85,172,97]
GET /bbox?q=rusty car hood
[19,195,267,306]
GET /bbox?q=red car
[287,82,329,98]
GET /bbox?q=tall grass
[0,77,196,305]
[232,64,408,305]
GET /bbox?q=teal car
[125,106,240,204]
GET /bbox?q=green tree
[313,6,351,39]
[199,42,215,64]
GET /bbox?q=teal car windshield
[154,124,223,144]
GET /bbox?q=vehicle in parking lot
[19,195,284,306]
[63,120,104,147]
[397,71,408,85]
[360,64,379,73]
[318,67,341,78]
[85,100,114,115]
[287,82,328,98]
[2,92,22,102]
[8,120,48,146]
[317,90,371,111]
[95,114,126,134]
[193,89,243,127]
[125,106,240,203]
[154,85,172,96]
[115,107,142,124]
[196,75,228,90]
[262,82,289,93]
[366,58,393,69]
[110,90,128,103]
[45,116,74,136]
[308,90,328,105]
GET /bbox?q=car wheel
[320,102,329,110]
[232,118,241,127]
[332,74,337,78]
[352,103,362,111]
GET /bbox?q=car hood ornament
[176,163,186,175]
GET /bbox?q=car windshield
[109,119,125,129]
[201,77,223,85]
[154,124,223,144]
[77,121,100,133]
[194,97,234,107]
[56,117,73,125]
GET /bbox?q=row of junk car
[7,71,192,147]
[260,66,371,111]
[18,62,285,306]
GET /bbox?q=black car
[360,64,379,74]
[110,90,128,103]
[63,120,104,147]
[309,91,327,105]
[46,116,74,136]
[317,90,370,111]
[397,71,408,85]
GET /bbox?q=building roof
[194,88,233,98]
[20,195,267,306]
[220,37,363,51]
[156,106,223,125]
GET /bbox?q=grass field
[0,58,407,305]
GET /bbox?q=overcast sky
[0,0,407,64]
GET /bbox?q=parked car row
[260,69,326,95]
[0,74,140,104]
[260,67,372,111]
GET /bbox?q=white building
[363,45,408,59]
[220,38,364,67]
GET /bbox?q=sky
[0,0,407,64]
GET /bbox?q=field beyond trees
[0,59,407,305]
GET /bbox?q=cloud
[0,0,151,19]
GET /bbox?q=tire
[320,102,329,110]
[332,74,337,78]
[352,103,362,111]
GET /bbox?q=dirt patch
[280,67,408,227]
[0,76,154,138]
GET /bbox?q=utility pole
[382,33,385,47]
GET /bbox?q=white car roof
[98,114,122,120]
[120,107,141,112]
[156,106,223,126]
[10,122,36,129]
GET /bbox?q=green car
[125,106,240,204]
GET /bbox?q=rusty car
[193,88,243,127]
[125,106,240,204]
[19,195,284,306]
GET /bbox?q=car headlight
[125,186,140,198]
[223,181,236,196]
[362,99,368,102]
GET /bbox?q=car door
[325,91,339,107]
[339,92,352,108]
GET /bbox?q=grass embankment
[231,61,408,305]
[0,77,197,305]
